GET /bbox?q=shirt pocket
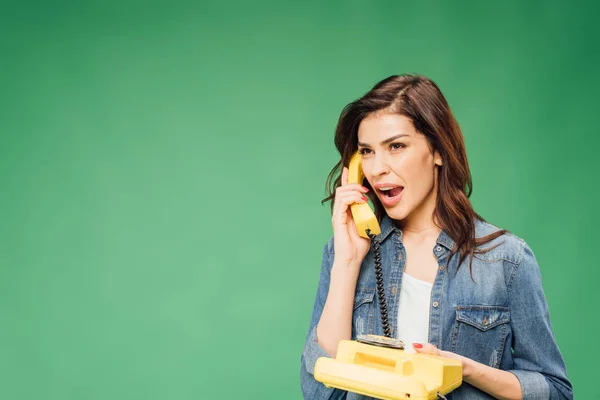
[352,288,375,338]
[451,305,511,368]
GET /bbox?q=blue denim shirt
[300,215,573,399]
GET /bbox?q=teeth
[380,187,395,191]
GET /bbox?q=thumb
[412,342,440,356]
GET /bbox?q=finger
[333,202,364,228]
[333,196,368,221]
[333,191,369,216]
[337,183,369,193]
[347,213,369,242]
[412,343,440,356]
[337,191,369,205]
[341,166,348,186]
[333,194,368,229]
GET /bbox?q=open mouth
[377,186,404,207]
[378,187,404,198]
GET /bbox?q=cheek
[389,156,421,182]
[398,157,435,191]
[361,160,377,182]
[412,153,436,179]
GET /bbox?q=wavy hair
[322,74,508,275]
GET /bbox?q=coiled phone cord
[366,229,392,338]
[367,229,449,400]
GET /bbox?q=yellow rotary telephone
[313,151,462,400]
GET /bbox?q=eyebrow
[357,134,409,148]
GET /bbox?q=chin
[383,205,409,221]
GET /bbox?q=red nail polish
[362,196,369,202]
[413,343,423,349]
[362,186,369,192]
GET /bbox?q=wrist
[332,259,362,272]
[460,355,477,380]
[438,350,473,380]
[331,261,360,284]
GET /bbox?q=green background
[1,1,597,398]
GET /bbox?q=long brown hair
[322,74,508,275]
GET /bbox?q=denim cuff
[302,325,332,374]
[507,370,550,400]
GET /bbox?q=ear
[434,150,443,166]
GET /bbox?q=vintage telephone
[313,151,462,400]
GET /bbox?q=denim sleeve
[300,238,348,400]
[507,240,573,400]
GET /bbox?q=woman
[300,74,572,399]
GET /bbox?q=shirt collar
[376,214,456,250]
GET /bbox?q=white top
[396,272,433,353]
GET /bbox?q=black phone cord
[366,229,392,338]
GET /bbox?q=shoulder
[473,218,532,266]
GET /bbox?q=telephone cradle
[314,335,463,400]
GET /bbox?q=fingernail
[361,186,369,192]
[412,343,423,349]
[362,196,369,202]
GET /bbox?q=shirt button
[391,285,397,294]
[398,253,403,261]
[436,246,442,252]
[432,301,439,308]
[439,265,445,271]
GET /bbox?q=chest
[401,240,440,285]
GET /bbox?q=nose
[370,153,391,177]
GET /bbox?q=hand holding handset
[313,152,463,399]
[347,151,381,238]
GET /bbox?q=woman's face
[357,113,443,224]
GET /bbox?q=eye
[358,148,372,155]
[390,143,406,151]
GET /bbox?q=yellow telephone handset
[347,151,381,238]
